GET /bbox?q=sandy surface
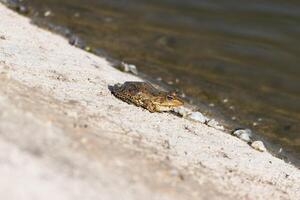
[0,4,299,200]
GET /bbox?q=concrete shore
[0,4,299,200]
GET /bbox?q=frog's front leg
[142,99,156,113]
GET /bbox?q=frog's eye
[167,95,174,100]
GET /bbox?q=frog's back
[114,81,158,94]
[111,81,155,103]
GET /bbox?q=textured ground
[0,4,299,200]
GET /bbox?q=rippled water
[11,0,300,164]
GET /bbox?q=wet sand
[0,4,299,200]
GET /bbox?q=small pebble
[68,35,85,48]
[19,5,28,13]
[172,106,191,118]
[209,103,215,107]
[44,10,52,17]
[251,141,267,152]
[232,128,252,142]
[258,118,263,122]
[84,46,91,52]
[180,92,186,98]
[239,133,251,142]
[207,119,225,130]
[223,98,228,103]
[187,112,208,123]
[117,62,138,75]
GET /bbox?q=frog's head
[152,92,184,112]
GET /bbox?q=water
[9,0,300,165]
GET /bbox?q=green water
[8,0,300,165]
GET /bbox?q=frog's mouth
[155,103,183,112]
[155,105,174,112]
[153,97,184,112]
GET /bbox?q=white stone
[119,62,138,75]
[239,133,251,142]
[207,119,224,130]
[232,129,252,142]
[187,112,207,123]
[44,10,52,17]
[251,141,267,152]
[172,106,192,118]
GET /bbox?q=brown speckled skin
[111,81,184,112]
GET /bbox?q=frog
[110,81,184,112]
